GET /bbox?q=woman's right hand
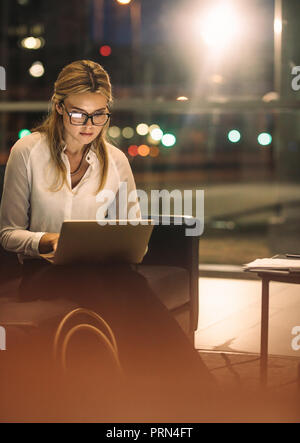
[38,233,60,254]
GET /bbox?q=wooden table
[256,271,300,387]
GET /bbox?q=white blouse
[0,131,141,263]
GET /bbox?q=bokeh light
[138,144,150,156]
[147,134,160,145]
[99,45,112,56]
[211,74,224,84]
[150,128,163,141]
[176,96,189,101]
[199,3,241,51]
[136,123,149,136]
[149,146,160,157]
[18,129,31,139]
[274,19,282,35]
[108,126,121,138]
[228,130,241,143]
[128,145,138,156]
[149,124,160,132]
[21,36,44,50]
[122,127,134,139]
[29,61,44,77]
[258,133,272,146]
[162,133,176,147]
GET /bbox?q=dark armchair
[138,215,200,344]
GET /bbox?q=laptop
[40,219,155,265]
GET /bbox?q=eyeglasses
[60,102,111,126]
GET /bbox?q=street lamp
[274,0,282,96]
[116,0,132,5]
[115,0,141,85]
[199,2,241,53]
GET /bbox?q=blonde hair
[31,59,113,194]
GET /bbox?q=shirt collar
[62,142,96,153]
[61,142,97,164]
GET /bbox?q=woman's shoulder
[11,131,46,157]
[105,140,129,165]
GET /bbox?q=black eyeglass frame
[60,101,112,126]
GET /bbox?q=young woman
[0,59,141,263]
[0,60,216,421]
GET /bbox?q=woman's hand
[38,233,60,254]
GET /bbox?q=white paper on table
[243,258,300,272]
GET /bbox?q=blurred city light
[29,61,44,77]
[21,36,44,49]
[162,133,176,147]
[99,45,112,56]
[150,128,163,141]
[147,134,160,145]
[116,0,132,4]
[128,145,138,156]
[258,132,272,146]
[228,129,241,143]
[211,74,224,84]
[108,126,121,138]
[136,123,149,136]
[138,145,150,156]
[122,127,134,139]
[31,24,44,35]
[149,146,160,157]
[262,91,279,103]
[18,129,31,138]
[149,124,160,132]
[199,2,241,51]
[176,96,189,101]
[274,18,282,35]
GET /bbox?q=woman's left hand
[38,232,60,254]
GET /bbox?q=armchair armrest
[141,215,201,333]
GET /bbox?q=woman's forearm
[0,228,46,257]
